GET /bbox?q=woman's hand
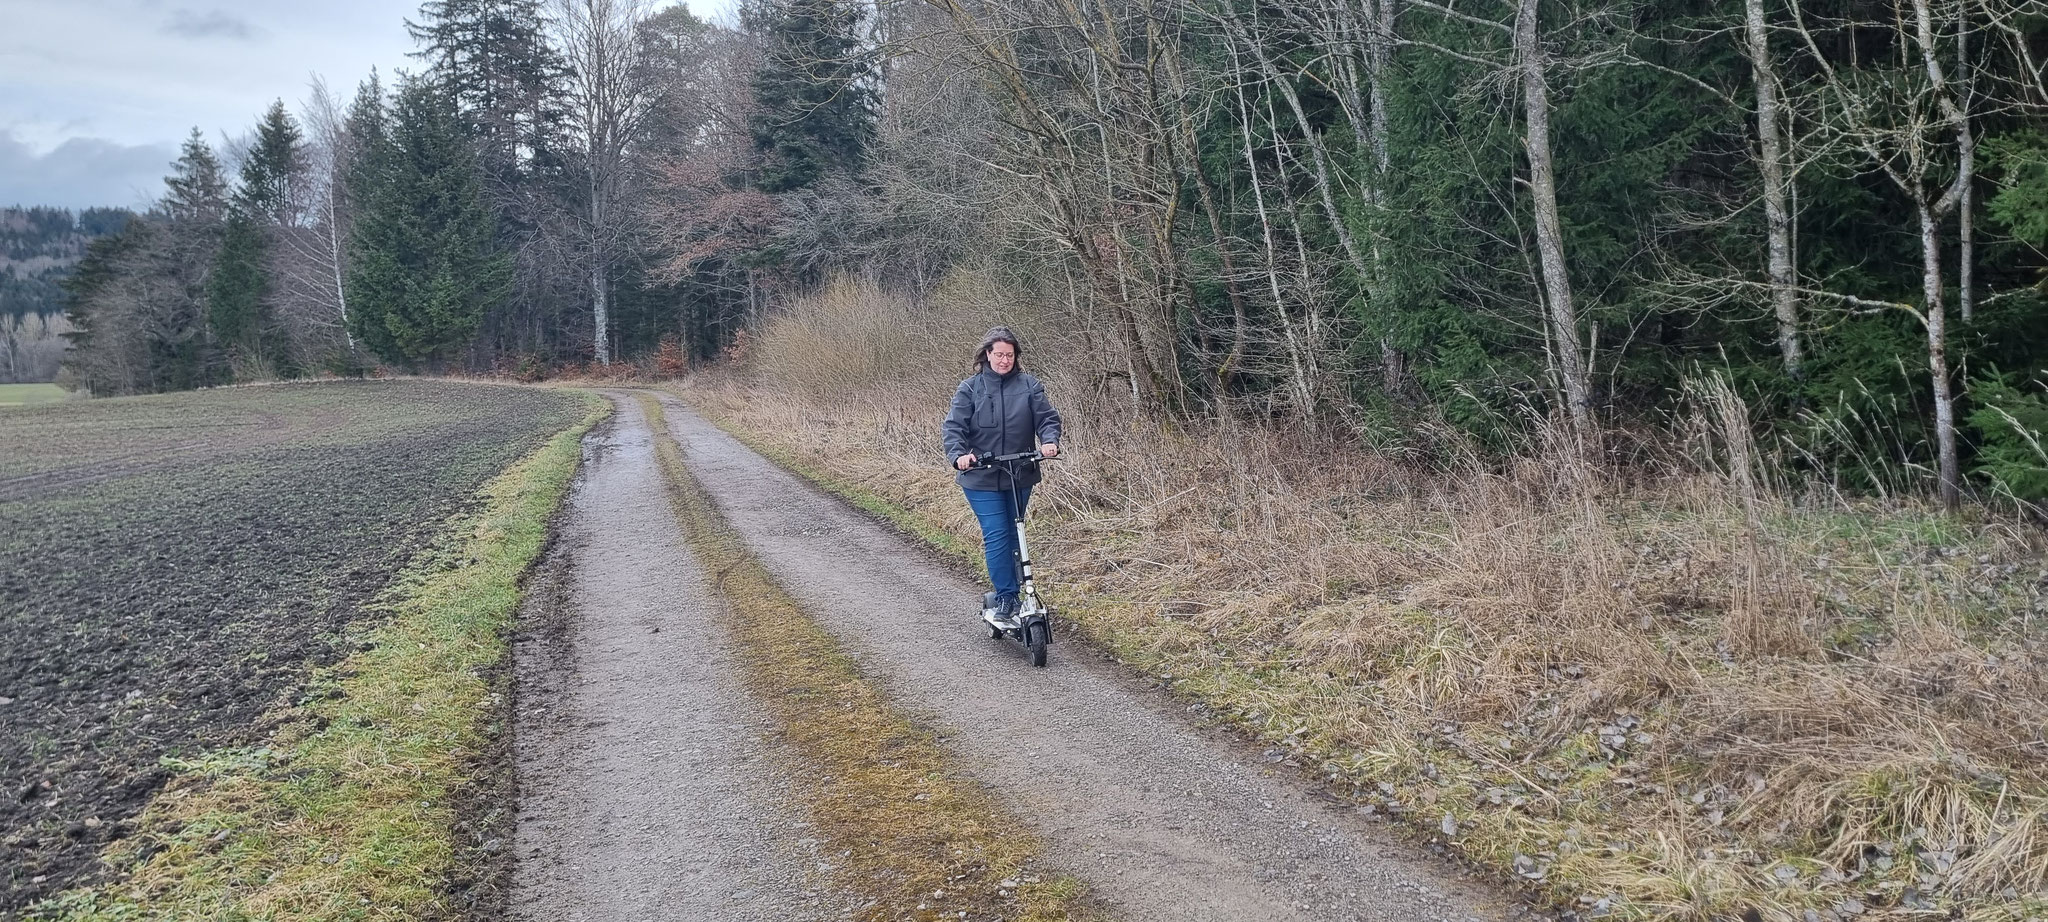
[956,453,977,471]
[1040,443,1059,459]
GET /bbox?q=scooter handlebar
[963,450,1058,470]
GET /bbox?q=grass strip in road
[638,394,1097,922]
[28,398,610,922]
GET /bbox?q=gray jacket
[941,368,1063,491]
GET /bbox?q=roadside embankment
[673,374,2048,922]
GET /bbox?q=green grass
[27,397,609,921]
[0,383,71,407]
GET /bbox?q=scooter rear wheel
[1027,621,1048,667]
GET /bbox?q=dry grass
[640,394,1099,922]
[666,279,2048,921]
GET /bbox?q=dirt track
[511,396,846,921]
[512,390,1513,921]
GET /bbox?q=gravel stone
[510,395,848,922]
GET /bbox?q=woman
[941,326,1063,620]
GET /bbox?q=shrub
[1968,370,2048,502]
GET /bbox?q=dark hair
[973,326,1024,372]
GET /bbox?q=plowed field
[0,380,593,912]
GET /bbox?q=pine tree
[408,0,571,183]
[410,0,573,368]
[206,100,304,375]
[162,128,229,226]
[346,76,511,368]
[747,0,877,194]
[344,72,391,197]
[59,223,141,394]
[206,214,267,364]
[157,131,231,387]
[238,100,306,224]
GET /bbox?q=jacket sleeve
[1030,379,1063,445]
[941,380,975,463]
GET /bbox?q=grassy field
[0,383,71,407]
[0,380,597,913]
[676,374,2048,922]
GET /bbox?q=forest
[52,0,2048,503]
[1,206,128,383]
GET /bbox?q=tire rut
[509,394,848,922]
[648,389,1514,922]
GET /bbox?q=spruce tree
[346,76,511,368]
[159,131,231,387]
[408,0,570,183]
[239,100,305,224]
[206,101,304,375]
[344,72,391,196]
[747,0,876,194]
[162,128,229,226]
[206,215,267,364]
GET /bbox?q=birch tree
[554,0,659,365]
[1402,0,1594,433]
[1786,0,1981,504]
[1743,0,1803,378]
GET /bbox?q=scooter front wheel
[1026,620,1049,667]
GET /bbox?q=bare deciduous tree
[555,0,660,365]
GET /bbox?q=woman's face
[987,341,1017,374]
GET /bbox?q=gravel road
[648,391,1512,922]
[509,394,849,922]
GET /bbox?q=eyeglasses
[988,351,1017,360]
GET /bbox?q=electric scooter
[969,450,1056,667]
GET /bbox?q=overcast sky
[0,0,731,212]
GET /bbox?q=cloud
[162,8,259,41]
[0,132,174,211]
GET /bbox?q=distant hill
[1,206,137,317]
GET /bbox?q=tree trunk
[1232,69,1316,425]
[327,196,351,351]
[1746,0,1803,379]
[1369,0,1396,180]
[1186,133,1249,397]
[1957,16,1977,324]
[1918,201,1961,506]
[591,259,611,366]
[1960,154,1975,323]
[1516,0,1591,430]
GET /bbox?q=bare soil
[538,390,1508,922]
[0,380,592,914]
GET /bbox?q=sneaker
[997,593,1021,620]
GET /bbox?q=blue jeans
[964,485,1033,600]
